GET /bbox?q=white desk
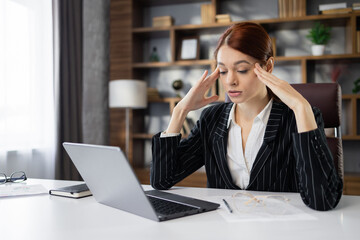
[1,179,359,240]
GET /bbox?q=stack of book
[353,3,360,13]
[215,14,231,23]
[147,88,161,101]
[152,16,173,27]
[201,4,215,24]
[278,0,306,18]
[319,2,352,15]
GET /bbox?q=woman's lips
[228,90,243,97]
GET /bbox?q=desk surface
[1,179,359,240]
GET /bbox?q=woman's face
[217,45,267,104]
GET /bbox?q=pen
[222,199,233,213]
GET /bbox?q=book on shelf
[152,16,173,27]
[288,0,293,17]
[353,3,360,11]
[319,2,347,12]
[278,0,306,18]
[278,0,284,18]
[298,0,306,17]
[321,7,352,15]
[215,14,231,23]
[319,2,347,11]
[201,4,215,24]
[353,3,360,7]
[49,183,92,199]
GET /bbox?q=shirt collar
[227,98,274,129]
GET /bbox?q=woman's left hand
[254,63,317,133]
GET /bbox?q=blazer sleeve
[150,118,205,190]
[292,107,343,211]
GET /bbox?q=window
[0,0,55,153]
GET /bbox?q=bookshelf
[110,0,360,194]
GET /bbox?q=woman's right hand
[175,67,220,114]
[165,68,220,134]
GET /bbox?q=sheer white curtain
[0,0,56,179]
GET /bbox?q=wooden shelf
[133,54,360,69]
[133,12,357,34]
[111,0,360,189]
[343,94,360,99]
[344,172,360,195]
[133,27,171,33]
[276,54,360,62]
[132,59,213,68]
[342,135,360,140]
[345,172,360,177]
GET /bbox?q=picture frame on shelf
[178,36,200,60]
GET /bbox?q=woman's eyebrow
[234,60,251,66]
[217,60,252,66]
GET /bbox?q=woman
[150,22,342,211]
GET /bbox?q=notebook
[62,142,219,221]
[49,183,92,199]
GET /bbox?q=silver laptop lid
[62,142,158,221]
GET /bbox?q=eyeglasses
[231,192,290,215]
[0,171,27,184]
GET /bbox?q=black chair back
[292,83,343,180]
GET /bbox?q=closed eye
[238,70,248,74]
[219,71,227,75]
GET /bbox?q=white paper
[0,184,48,198]
[210,196,317,222]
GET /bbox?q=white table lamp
[109,79,147,159]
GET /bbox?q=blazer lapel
[212,103,239,189]
[247,101,285,189]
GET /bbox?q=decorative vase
[311,44,325,56]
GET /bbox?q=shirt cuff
[160,132,181,138]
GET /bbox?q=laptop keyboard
[147,196,199,216]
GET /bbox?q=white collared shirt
[226,99,273,189]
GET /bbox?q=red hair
[214,22,273,64]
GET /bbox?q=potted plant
[306,22,331,56]
[353,78,360,94]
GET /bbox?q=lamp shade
[109,80,147,109]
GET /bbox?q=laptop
[62,142,220,221]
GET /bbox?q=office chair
[224,83,344,180]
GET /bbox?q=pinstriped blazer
[151,101,343,210]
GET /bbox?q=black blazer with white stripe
[151,101,343,210]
